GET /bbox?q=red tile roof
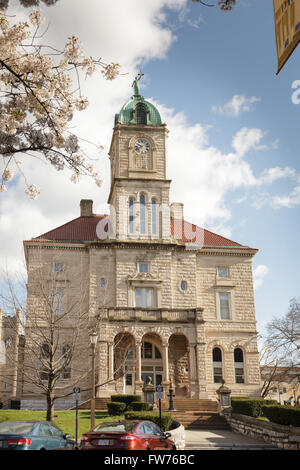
[171,219,242,247]
[36,215,108,242]
[34,214,247,248]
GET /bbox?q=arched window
[136,103,147,125]
[151,199,158,235]
[212,347,223,383]
[129,198,134,234]
[140,194,146,234]
[39,343,50,381]
[234,348,245,384]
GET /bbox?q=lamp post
[90,332,98,430]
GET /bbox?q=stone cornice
[23,239,257,258]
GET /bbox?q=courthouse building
[13,77,261,407]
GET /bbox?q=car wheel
[172,444,177,450]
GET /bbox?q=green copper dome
[115,73,163,126]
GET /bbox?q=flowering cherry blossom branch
[0,8,120,198]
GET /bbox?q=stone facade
[3,80,262,408]
[0,309,24,405]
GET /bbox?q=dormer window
[136,103,147,125]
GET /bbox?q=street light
[90,331,98,430]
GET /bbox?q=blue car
[0,420,75,450]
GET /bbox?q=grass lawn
[0,409,123,440]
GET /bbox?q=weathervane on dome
[132,71,144,97]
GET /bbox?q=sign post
[73,387,81,445]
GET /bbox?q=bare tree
[0,261,133,420]
[266,297,300,367]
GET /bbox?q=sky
[0,0,299,340]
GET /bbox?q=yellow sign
[274,0,300,74]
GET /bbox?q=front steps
[160,398,230,430]
[160,398,219,413]
[166,411,230,430]
[72,396,230,431]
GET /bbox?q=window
[212,347,223,383]
[218,267,228,278]
[152,199,158,235]
[53,262,64,272]
[219,293,230,320]
[136,103,147,125]
[141,342,162,360]
[180,280,187,292]
[135,287,155,308]
[39,424,52,437]
[126,374,132,386]
[61,345,71,379]
[54,288,64,315]
[129,198,134,234]
[126,346,134,359]
[39,343,50,381]
[50,425,64,439]
[234,348,245,384]
[139,263,149,273]
[140,194,146,234]
[100,278,106,288]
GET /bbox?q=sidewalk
[184,429,280,450]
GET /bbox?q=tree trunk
[46,389,55,421]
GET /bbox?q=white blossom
[25,184,40,200]
[2,169,13,181]
[29,9,43,26]
[75,97,89,111]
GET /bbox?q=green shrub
[124,411,173,431]
[110,394,141,411]
[107,401,126,416]
[129,401,150,411]
[262,405,300,427]
[231,398,277,418]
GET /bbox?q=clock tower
[108,74,172,242]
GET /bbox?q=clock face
[134,138,150,154]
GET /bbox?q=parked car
[79,420,176,450]
[0,421,75,450]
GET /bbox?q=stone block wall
[224,411,300,450]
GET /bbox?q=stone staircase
[160,398,230,430]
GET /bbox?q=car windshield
[93,422,137,433]
[0,422,35,434]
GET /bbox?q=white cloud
[212,94,261,117]
[272,185,300,208]
[258,166,297,185]
[253,265,270,289]
[232,127,266,157]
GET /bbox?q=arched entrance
[122,333,164,396]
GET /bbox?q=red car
[79,420,176,451]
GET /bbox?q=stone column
[97,340,108,397]
[189,343,197,381]
[108,342,114,381]
[196,342,209,399]
[162,342,169,383]
[135,341,143,395]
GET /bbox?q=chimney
[80,199,93,217]
[170,202,184,221]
